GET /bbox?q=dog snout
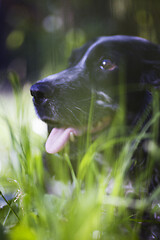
[30,82,54,101]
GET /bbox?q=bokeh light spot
[6,30,24,50]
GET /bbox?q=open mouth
[43,116,112,154]
[45,127,81,154]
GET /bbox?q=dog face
[30,35,160,153]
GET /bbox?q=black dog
[30,35,160,155]
[31,35,160,239]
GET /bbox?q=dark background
[1,0,160,89]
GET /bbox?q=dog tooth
[70,132,75,142]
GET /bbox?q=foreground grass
[0,75,160,240]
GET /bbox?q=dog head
[30,35,160,154]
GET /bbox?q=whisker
[74,106,88,115]
[66,107,83,126]
[76,97,91,103]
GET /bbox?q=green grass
[0,73,160,240]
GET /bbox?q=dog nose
[30,82,53,99]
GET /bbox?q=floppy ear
[141,60,160,90]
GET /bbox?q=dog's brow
[77,35,149,68]
[78,37,107,66]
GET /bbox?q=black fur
[30,35,160,130]
[30,36,160,239]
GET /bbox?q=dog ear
[141,60,160,90]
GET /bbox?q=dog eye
[100,59,116,71]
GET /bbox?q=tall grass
[0,73,160,240]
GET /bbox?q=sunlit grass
[0,73,160,239]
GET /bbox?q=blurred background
[1,0,160,90]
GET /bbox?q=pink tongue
[45,128,79,154]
